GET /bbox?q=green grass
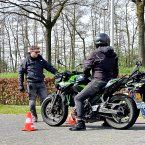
[44,71,55,78]
[0,67,66,78]
[1,66,141,78]
[119,67,133,75]
[119,66,145,75]
[0,105,41,114]
[0,71,54,78]
[0,72,18,78]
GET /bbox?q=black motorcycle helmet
[94,33,110,47]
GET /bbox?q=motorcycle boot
[101,120,110,127]
[101,122,109,127]
[32,114,38,122]
[69,120,86,131]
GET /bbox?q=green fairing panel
[105,78,119,87]
[59,82,70,87]
[59,75,78,87]
[78,84,86,88]
[68,75,78,82]
[110,78,119,83]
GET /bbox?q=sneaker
[69,120,86,131]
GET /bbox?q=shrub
[0,78,55,105]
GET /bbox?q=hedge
[0,78,55,105]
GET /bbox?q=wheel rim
[43,99,64,124]
[111,100,131,124]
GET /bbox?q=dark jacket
[18,53,57,86]
[83,46,118,82]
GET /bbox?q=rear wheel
[41,94,68,126]
[106,94,138,129]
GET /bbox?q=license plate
[136,93,142,101]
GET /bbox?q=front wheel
[105,94,138,129]
[41,94,68,126]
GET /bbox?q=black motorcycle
[125,60,145,119]
[41,61,139,129]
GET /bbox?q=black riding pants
[74,79,107,120]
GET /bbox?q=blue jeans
[27,82,48,117]
[74,79,107,120]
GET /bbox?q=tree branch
[64,13,84,39]
[0,10,46,26]
[51,0,68,27]
[0,0,47,23]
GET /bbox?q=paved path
[0,114,145,145]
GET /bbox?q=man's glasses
[33,51,40,54]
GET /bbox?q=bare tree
[9,16,19,71]
[125,2,131,67]
[64,14,87,61]
[53,24,60,68]
[132,0,145,66]
[0,25,1,55]
[0,0,69,63]
[0,0,142,71]
[61,14,67,68]
[4,20,15,71]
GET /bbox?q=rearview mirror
[57,59,63,65]
[134,58,142,67]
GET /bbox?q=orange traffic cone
[22,112,37,131]
[65,113,77,125]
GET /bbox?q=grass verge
[0,71,54,78]
[0,105,41,114]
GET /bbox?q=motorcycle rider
[69,33,119,131]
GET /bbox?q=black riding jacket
[83,46,118,82]
[18,53,57,86]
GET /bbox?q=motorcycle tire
[41,94,68,126]
[105,94,138,129]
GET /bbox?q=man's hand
[19,85,25,92]
[83,72,91,79]
[54,72,60,79]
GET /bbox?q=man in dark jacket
[70,33,118,131]
[18,45,58,122]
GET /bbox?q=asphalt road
[0,114,145,145]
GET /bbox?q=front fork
[50,90,70,113]
[50,95,58,113]
[50,90,61,113]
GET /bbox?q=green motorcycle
[41,60,88,125]
[41,61,138,129]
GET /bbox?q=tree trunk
[125,2,131,67]
[62,15,67,68]
[71,5,76,70]
[0,26,1,64]
[45,26,52,63]
[5,24,14,71]
[53,25,60,68]
[131,18,137,66]
[136,0,145,66]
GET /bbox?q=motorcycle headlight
[75,74,85,82]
